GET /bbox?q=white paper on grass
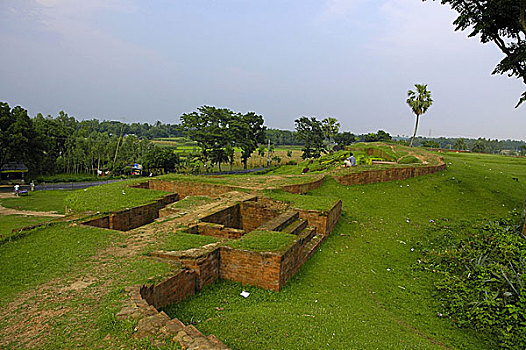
[240,291,250,298]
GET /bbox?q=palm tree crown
[407,84,433,147]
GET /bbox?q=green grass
[65,180,167,213]
[0,223,118,306]
[0,214,55,241]
[159,232,221,251]
[158,173,322,188]
[169,196,215,210]
[264,189,339,212]
[223,230,296,252]
[164,152,526,349]
[0,190,72,214]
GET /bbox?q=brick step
[298,227,317,243]
[281,219,308,235]
[255,209,299,232]
[301,232,324,261]
[175,324,231,349]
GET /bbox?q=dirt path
[0,204,64,217]
[0,216,180,348]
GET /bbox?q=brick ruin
[79,180,342,347]
[82,162,445,347]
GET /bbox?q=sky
[0,0,524,140]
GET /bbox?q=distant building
[0,161,28,181]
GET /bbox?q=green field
[164,152,526,350]
[1,190,72,214]
[0,215,55,241]
[1,151,525,349]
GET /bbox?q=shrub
[421,212,526,348]
[398,155,421,164]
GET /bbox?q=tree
[334,131,356,147]
[471,139,488,153]
[407,84,433,147]
[453,138,467,150]
[422,140,440,148]
[294,117,326,159]
[429,0,526,107]
[321,117,340,145]
[0,103,40,173]
[180,106,233,173]
[143,146,179,174]
[232,112,266,169]
[364,133,379,142]
[376,130,392,142]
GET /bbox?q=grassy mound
[160,232,221,251]
[64,180,167,213]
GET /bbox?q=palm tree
[407,84,433,147]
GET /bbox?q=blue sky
[1,0,524,140]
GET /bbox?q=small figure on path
[344,152,356,167]
[30,181,35,192]
[14,184,20,196]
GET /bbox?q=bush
[398,155,421,164]
[421,212,526,348]
[286,160,297,165]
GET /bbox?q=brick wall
[147,179,239,199]
[240,201,281,232]
[179,248,221,290]
[82,193,178,231]
[333,163,446,186]
[140,269,198,309]
[219,247,282,291]
[200,203,242,229]
[190,222,245,239]
[280,175,325,194]
[82,216,110,229]
[279,227,318,287]
[297,199,342,236]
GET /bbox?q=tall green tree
[429,0,526,107]
[453,138,467,150]
[334,131,356,147]
[232,112,266,169]
[295,117,326,159]
[0,103,40,172]
[321,117,340,144]
[180,106,233,172]
[406,84,433,147]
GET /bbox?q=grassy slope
[0,215,55,240]
[0,223,119,305]
[0,190,72,214]
[0,223,179,349]
[166,152,526,349]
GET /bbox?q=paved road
[0,167,271,193]
[0,179,125,193]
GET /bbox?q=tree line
[2,101,525,179]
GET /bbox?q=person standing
[14,184,19,196]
